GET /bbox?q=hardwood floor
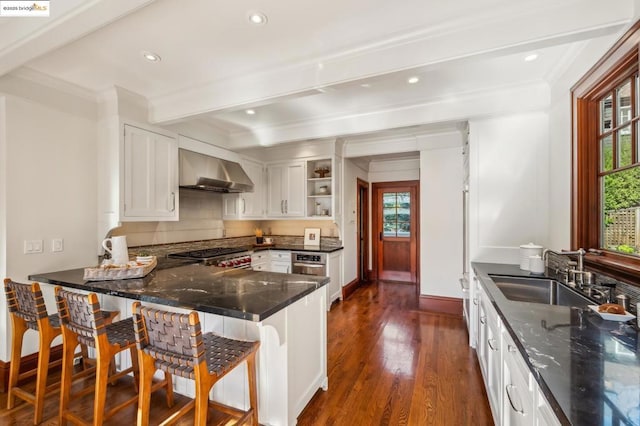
[0,280,492,425]
[297,281,493,426]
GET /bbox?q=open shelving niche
[306,158,333,218]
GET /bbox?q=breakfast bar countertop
[30,262,329,322]
[473,263,639,426]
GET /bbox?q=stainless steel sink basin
[488,275,592,307]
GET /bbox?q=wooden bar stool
[132,302,260,426]
[55,287,173,426]
[3,278,118,425]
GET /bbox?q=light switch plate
[24,239,43,254]
[52,238,64,252]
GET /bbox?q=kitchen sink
[488,275,592,307]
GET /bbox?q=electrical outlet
[24,239,43,254]
[52,238,64,252]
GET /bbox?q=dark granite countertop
[473,263,639,426]
[250,244,343,253]
[30,262,329,322]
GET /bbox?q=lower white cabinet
[326,251,342,310]
[251,250,291,273]
[476,279,561,426]
[270,250,291,274]
[502,328,534,426]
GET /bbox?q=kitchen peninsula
[30,261,329,426]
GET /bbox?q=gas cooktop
[168,247,246,260]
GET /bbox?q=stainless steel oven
[291,252,326,276]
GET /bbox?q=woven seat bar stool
[3,278,118,425]
[132,302,260,426]
[55,287,173,426]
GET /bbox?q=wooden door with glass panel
[373,182,418,283]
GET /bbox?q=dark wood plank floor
[0,280,492,425]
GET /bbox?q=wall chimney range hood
[179,148,254,193]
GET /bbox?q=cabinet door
[241,159,265,218]
[123,125,178,220]
[267,162,305,217]
[284,162,305,216]
[222,195,240,219]
[503,330,534,426]
[267,165,285,217]
[327,252,342,310]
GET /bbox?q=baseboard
[0,344,64,393]
[418,295,463,316]
[342,278,361,299]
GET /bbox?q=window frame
[572,20,640,283]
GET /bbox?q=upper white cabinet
[267,161,305,217]
[122,124,179,221]
[222,158,265,219]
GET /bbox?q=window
[382,192,411,237]
[573,20,640,279]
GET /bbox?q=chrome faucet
[543,248,588,287]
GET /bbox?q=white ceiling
[0,0,635,150]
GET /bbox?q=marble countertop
[473,263,639,426]
[30,261,329,322]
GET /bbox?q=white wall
[342,158,369,286]
[547,33,624,250]
[419,146,463,297]
[1,94,98,359]
[368,158,420,183]
[469,112,549,266]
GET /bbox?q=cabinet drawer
[251,252,269,262]
[270,251,291,260]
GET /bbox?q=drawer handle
[480,316,486,325]
[473,298,478,306]
[487,338,498,351]
[506,384,525,415]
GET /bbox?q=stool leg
[93,354,111,426]
[59,333,79,426]
[165,371,174,408]
[136,352,155,426]
[194,375,211,426]
[33,332,54,424]
[247,353,259,426]
[7,317,27,410]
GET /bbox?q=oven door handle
[293,262,325,268]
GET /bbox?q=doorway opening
[357,179,369,284]
[372,181,419,284]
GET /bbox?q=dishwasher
[291,252,326,276]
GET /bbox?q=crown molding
[9,67,98,102]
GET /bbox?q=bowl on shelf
[318,186,329,194]
[314,167,330,178]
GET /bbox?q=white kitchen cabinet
[326,251,342,310]
[270,250,291,273]
[502,328,535,426]
[251,251,269,271]
[534,387,561,426]
[122,124,179,221]
[267,161,305,217]
[477,284,502,424]
[223,158,265,219]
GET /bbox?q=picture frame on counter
[304,228,321,246]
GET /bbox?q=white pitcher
[102,235,129,265]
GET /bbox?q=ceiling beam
[148,0,630,124]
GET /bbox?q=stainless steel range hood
[179,148,254,193]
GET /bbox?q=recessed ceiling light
[246,109,256,115]
[524,53,538,62]
[248,11,267,25]
[141,51,161,62]
[361,83,372,88]
[407,76,420,84]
